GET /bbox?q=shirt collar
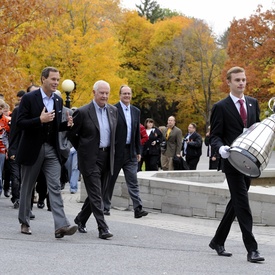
[40,88,54,99]
[93,100,106,110]
[230,93,245,104]
[120,101,130,111]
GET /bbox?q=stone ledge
[110,169,275,226]
[80,169,275,225]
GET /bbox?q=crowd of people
[0,65,264,262]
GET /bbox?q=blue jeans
[0,153,6,193]
[65,149,80,193]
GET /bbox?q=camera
[160,141,167,149]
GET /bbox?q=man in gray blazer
[161,116,182,170]
[68,80,117,239]
[16,67,77,238]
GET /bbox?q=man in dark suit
[102,85,148,218]
[182,123,202,170]
[209,66,264,262]
[16,67,77,238]
[68,80,117,239]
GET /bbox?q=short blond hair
[226,66,245,80]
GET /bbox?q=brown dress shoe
[21,224,32,235]
[55,225,78,238]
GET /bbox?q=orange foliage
[222,6,275,104]
[0,0,64,108]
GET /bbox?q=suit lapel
[106,105,114,132]
[225,96,243,126]
[244,96,253,127]
[117,104,126,124]
[53,94,62,124]
[34,90,44,111]
[88,102,100,131]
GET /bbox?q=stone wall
[80,169,275,226]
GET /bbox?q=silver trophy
[228,98,275,177]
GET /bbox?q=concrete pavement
[1,182,275,274]
[0,144,275,274]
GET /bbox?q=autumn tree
[223,5,275,115]
[17,0,124,106]
[144,19,227,132]
[0,0,64,108]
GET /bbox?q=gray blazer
[68,102,118,176]
[162,126,182,157]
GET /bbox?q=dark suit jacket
[8,106,20,158]
[67,102,117,176]
[16,89,68,165]
[114,103,140,161]
[210,95,260,173]
[182,131,202,157]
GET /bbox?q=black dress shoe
[4,189,10,198]
[247,250,265,262]
[104,209,110,216]
[21,224,32,235]
[74,217,87,233]
[98,228,113,239]
[55,225,78,238]
[37,201,45,209]
[134,207,148,218]
[209,240,232,257]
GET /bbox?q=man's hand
[40,107,55,123]
[67,110,74,127]
[137,154,141,162]
[219,145,230,159]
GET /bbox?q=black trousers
[212,172,258,252]
[9,158,21,203]
[76,150,109,230]
[186,155,200,170]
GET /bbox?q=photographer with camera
[182,123,202,170]
[160,116,182,170]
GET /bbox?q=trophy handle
[268,97,275,112]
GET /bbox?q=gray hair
[93,80,110,92]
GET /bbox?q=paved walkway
[1,181,275,275]
[0,144,275,274]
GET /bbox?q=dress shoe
[103,209,110,216]
[37,201,45,209]
[21,224,32,235]
[55,225,78,238]
[74,218,87,233]
[247,250,265,263]
[134,207,148,219]
[13,200,19,209]
[30,211,35,220]
[209,240,232,257]
[98,228,113,239]
[4,189,10,198]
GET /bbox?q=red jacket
[140,123,148,146]
[0,114,10,154]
